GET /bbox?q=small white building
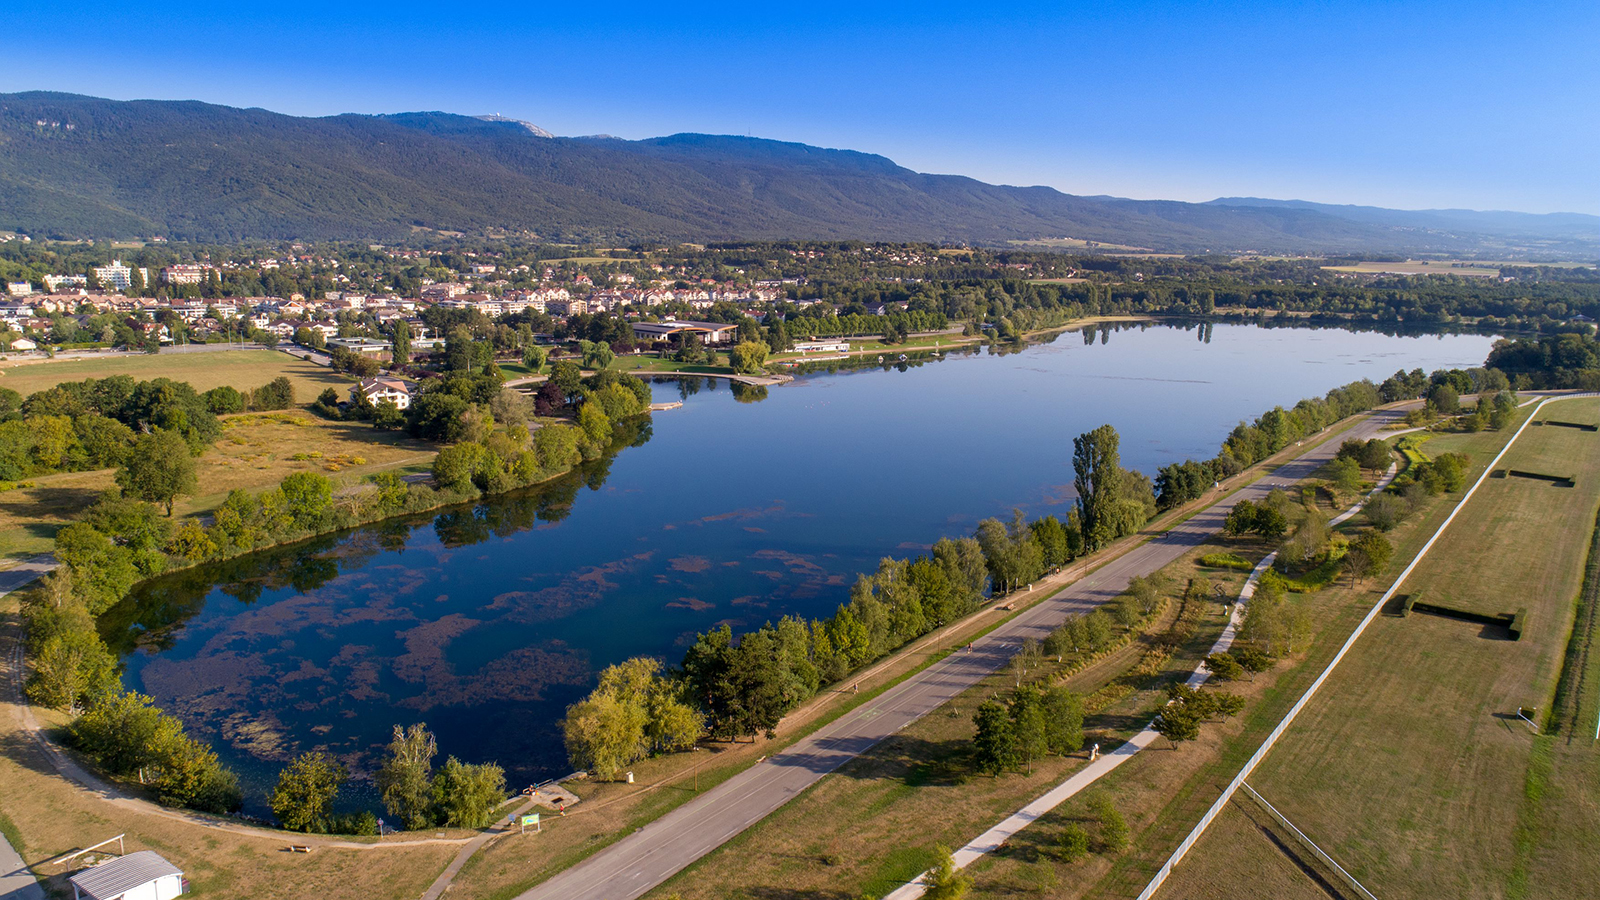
[351,376,413,410]
[792,339,851,354]
[69,851,184,900]
[326,337,390,356]
[9,337,38,351]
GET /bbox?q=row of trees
[562,422,1167,777]
[269,723,508,834]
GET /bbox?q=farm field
[1156,398,1600,900]
[0,349,350,399]
[1321,259,1502,277]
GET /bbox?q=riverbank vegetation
[17,361,654,827]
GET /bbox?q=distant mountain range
[0,91,1593,257]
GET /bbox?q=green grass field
[0,349,351,400]
[1321,260,1502,277]
[1157,399,1600,900]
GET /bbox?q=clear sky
[6,0,1596,214]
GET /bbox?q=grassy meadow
[1156,399,1600,900]
[0,349,351,400]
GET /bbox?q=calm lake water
[105,322,1497,808]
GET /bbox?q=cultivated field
[0,349,350,399]
[1321,259,1502,277]
[1157,399,1600,900]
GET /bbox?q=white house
[9,337,38,351]
[69,851,184,900]
[351,376,413,410]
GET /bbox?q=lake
[104,321,1498,807]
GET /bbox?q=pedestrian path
[883,462,1400,900]
[0,557,55,900]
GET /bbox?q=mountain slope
[0,91,1592,256]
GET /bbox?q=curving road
[516,409,1406,900]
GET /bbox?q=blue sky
[6,0,1596,213]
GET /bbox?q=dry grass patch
[0,410,436,559]
[183,411,435,515]
[0,349,351,400]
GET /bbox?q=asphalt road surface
[516,410,1404,900]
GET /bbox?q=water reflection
[108,321,1498,809]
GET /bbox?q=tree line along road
[515,408,1410,900]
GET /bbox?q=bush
[1058,823,1090,862]
[1198,552,1252,571]
[203,385,247,415]
[1364,492,1407,531]
[251,376,295,411]
[1204,651,1244,681]
[70,691,242,814]
[1092,798,1129,853]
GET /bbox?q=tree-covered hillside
[1,92,1593,257]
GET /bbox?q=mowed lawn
[0,349,351,400]
[1160,399,1600,900]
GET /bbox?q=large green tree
[115,429,196,515]
[271,751,347,833]
[377,723,437,831]
[391,318,411,367]
[1073,424,1122,550]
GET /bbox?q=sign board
[519,813,541,833]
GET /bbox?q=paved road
[516,410,1406,900]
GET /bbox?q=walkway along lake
[101,322,1498,810]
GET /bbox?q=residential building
[160,264,213,285]
[7,282,33,297]
[92,260,148,291]
[351,376,414,410]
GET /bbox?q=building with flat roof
[631,319,739,345]
[326,337,390,356]
[69,850,184,900]
[792,339,851,354]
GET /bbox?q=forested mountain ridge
[1,91,1593,257]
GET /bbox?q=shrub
[1058,823,1090,862]
[1204,651,1244,681]
[1198,552,1252,571]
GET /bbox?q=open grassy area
[0,409,436,559]
[1156,399,1600,900]
[0,349,351,400]
[1321,259,1503,277]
